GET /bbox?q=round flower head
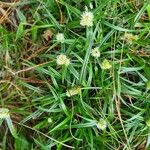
[47,118,53,123]
[0,108,10,119]
[80,9,94,27]
[56,54,70,66]
[101,59,112,70]
[121,33,138,44]
[66,86,81,97]
[97,119,107,130]
[91,47,100,58]
[56,33,65,43]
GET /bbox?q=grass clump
[0,0,150,149]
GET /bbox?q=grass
[0,0,150,149]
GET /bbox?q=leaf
[33,138,49,150]
[31,27,38,42]
[134,3,149,23]
[16,23,24,40]
[103,21,144,32]
[50,117,70,132]
[60,1,81,17]
[120,66,144,74]
[16,9,26,23]
[6,118,18,138]
[147,4,150,20]
[15,136,30,150]
[79,23,99,83]
[70,121,96,128]
[68,65,79,80]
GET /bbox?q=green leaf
[15,136,30,150]
[16,23,24,40]
[147,4,150,20]
[120,66,144,74]
[134,3,149,23]
[6,118,18,138]
[80,23,99,83]
[16,10,26,23]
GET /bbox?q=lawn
[0,0,150,149]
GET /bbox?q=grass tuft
[0,0,150,149]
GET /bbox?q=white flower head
[0,108,10,119]
[97,119,107,130]
[121,33,138,44]
[80,9,94,27]
[91,47,100,58]
[47,118,53,123]
[56,54,70,66]
[56,33,65,43]
[66,86,81,97]
[101,59,112,70]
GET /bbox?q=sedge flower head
[91,47,100,58]
[56,33,65,43]
[121,33,138,44]
[47,118,53,123]
[80,9,94,27]
[0,108,10,119]
[97,119,107,130]
[101,59,111,70]
[56,54,70,66]
[66,86,81,97]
